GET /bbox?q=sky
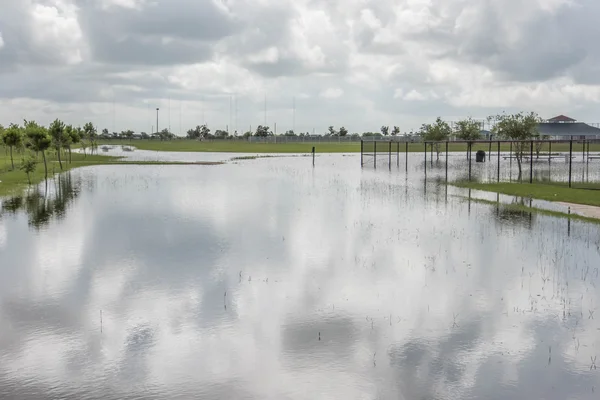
[1,0,600,135]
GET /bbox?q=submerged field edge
[0,158,224,197]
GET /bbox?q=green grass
[0,148,222,197]
[452,181,600,207]
[94,139,600,154]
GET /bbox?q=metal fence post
[549,141,552,163]
[388,141,392,168]
[569,139,573,188]
[405,141,408,172]
[397,142,399,167]
[497,141,500,182]
[360,140,363,166]
[374,141,377,168]
[424,142,427,176]
[529,140,533,184]
[468,144,472,181]
[445,141,448,182]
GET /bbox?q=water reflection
[1,173,81,229]
[0,158,600,399]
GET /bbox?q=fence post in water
[497,141,500,182]
[388,141,392,168]
[405,141,408,172]
[529,140,534,184]
[468,145,472,181]
[489,138,492,158]
[374,141,377,168]
[397,142,400,167]
[569,139,573,188]
[424,142,427,176]
[549,141,552,163]
[445,141,448,182]
[360,140,363,166]
[312,146,315,167]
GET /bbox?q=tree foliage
[339,127,348,137]
[391,126,400,136]
[2,123,23,169]
[381,126,389,136]
[24,120,51,179]
[454,118,481,142]
[490,112,541,179]
[49,119,67,170]
[255,125,271,137]
[419,117,451,159]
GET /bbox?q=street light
[156,108,159,134]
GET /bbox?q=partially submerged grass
[452,181,600,208]
[0,148,222,197]
[455,194,600,224]
[93,139,600,154]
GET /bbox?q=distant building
[537,115,600,140]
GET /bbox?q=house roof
[547,115,576,122]
[537,122,600,136]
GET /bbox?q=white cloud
[1,0,600,132]
[320,87,344,99]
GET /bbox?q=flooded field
[1,153,600,399]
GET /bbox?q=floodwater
[1,152,600,399]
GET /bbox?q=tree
[381,126,389,136]
[284,130,296,136]
[24,120,51,179]
[328,126,337,136]
[215,129,229,138]
[83,122,97,155]
[187,126,201,139]
[339,127,348,137]
[2,123,23,169]
[68,126,82,163]
[392,126,400,136]
[20,157,37,184]
[125,129,134,143]
[49,119,67,170]
[63,125,75,163]
[201,125,210,139]
[140,132,149,139]
[420,117,451,160]
[454,118,482,159]
[255,125,270,137]
[490,112,540,180]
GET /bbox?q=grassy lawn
[0,148,221,197]
[96,139,600,154]
[452,181,600,207]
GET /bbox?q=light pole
[156,108,159,134]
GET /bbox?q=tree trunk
[42,151,48,179]
[9,146,14,169]
[26,172,31,185]
[57,147,63,170]
[68,147,72,163]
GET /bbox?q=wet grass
[94,140,600,154]
[452,181,600,208]
[456,195,600,224]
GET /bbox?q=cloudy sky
[1,0,600,135]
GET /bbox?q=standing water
[1,153,599,399]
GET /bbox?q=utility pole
[293,96,296,132]
[156,108,159,134]
[264,93,267,126]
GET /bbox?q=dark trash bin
[476,150,486,163]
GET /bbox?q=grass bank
[0,149,221,197]
[455,195,600,224]
[452,181,600,208]
[96,139,600,154]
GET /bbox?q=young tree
[63,125,75,163]
[20,157,37,184]
[420,117,451,160]
[67,126,82,163]
[2,123,23,169]
[454,118,482,159]
[380,126,389,136]
[200,124,210,139]
[339,127,348,137]
[24,120,51,179]
[83,122,97,154]
[328,126,337,136]
[392,126,400,136]
[490,112,540,180]
[49,119,67,170]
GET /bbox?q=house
[537,115,600,140]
